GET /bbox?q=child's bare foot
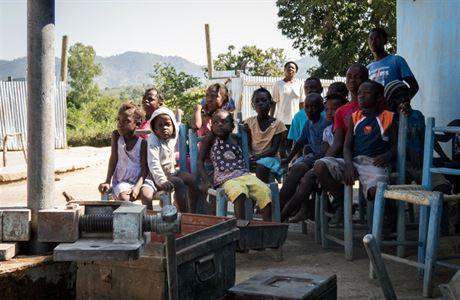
[289,207,308,223]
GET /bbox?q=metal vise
[37,199,181,261]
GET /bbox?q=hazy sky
[0,0,303,65]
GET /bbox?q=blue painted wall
[397,0,460,127]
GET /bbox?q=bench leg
[370,182,387,279]
[215,188,228,217]
[344,185,353,261]
[314,192,321,244]
[269,182,281,222]
[423,193,443,298]
[320,191,329,248]
[418,205,429,275]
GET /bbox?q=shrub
[67,95,122,146]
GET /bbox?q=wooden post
[60,35,69,82]
[205,24,213,79]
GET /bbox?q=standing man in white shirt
[270,61,305,158]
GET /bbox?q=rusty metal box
[76,213,239,300]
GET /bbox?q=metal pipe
[27,0,55,254]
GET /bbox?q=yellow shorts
[221,174,272,209]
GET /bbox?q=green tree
[150,63,204,124]
[276,0,396,77]
[67,43,103,108]
[213,45,286,77]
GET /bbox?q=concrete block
[2,209,31,241]
[0,242,19,260]
[54,239,141,261]
[113,204,145,244]
[38,205,84,242]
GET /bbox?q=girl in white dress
[98,103,155,202]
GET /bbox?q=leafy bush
[67,95,122,146]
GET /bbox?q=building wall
[397,0,460,127]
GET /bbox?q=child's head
[211,109,234,138]
[283,61,299,79]
[150,107,177,140]
[368,27,388,54]
[205,83,229,114]
[142,88,164,115]
[303,93,324,121]
[384,80,411,113]
[357,80,384,110]
[326,82,348,99]
[346,64,368,95]
[324,94,348,122]
[117,102,144,137]
[251,87,273,116]
[304,77,323,95]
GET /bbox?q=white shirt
[272,79,304,125]
[322,124,334,146]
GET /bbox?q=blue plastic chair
[369,117,460,297]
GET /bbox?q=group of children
[98,27,459,232]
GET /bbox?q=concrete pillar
[27,0,55,254]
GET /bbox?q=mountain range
[0,51,318,88]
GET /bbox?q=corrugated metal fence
[235,74,346,120]
[0,80,67,150]
[207,72,345,120]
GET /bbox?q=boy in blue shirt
[288,77,324,143]
[385,80,452,234]
[280,93,330,213]
[384,80,451,193]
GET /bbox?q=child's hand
[201,180,212,196]
[130,186,141,201]
[373,153,391,167]
[98,183,110,194]
[399,102,411,116]
[344,163,358,186]
[160,181,174,192]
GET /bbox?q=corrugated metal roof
[0,81,67,150]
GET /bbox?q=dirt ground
[1,147,458,299]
